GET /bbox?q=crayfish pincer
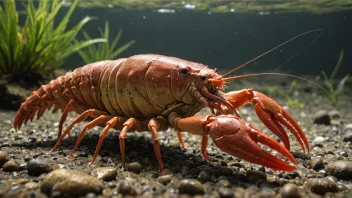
[14,54,309,175]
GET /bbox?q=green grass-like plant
[77,21,135,64]
[0,0,105,76]
[268,80,305,109]
[321,49,350,107]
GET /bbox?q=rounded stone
[325,160,352,180]
[308,158,325,170]
[313,110,330,125]
[126,162,143,174]
[197,170,212,183]
[217,167,233,177]
[305,178,338,195]
[246,170,267,181]
[156,175,171,185]
[218,187,234,198]
[343,131,352,142]
[117,181,137,196]
[40,169,104,197]
[0,151,10,167]
[27,158,53,176]
[279,183,301,198]
[2,160,18,172]
[91,167,117,181]
[178,179,205,195]
[25,182,39,190]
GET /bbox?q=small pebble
[291,152,311,160]
[313,110,330,125]
[342,131,352,142]
[91,167,117,181]
[326,176,338,183]
[217,167,233,176]
[313,136,325,144]
[306,178,338,195]
[246,170,267,181]
[25,182,39,190]
[328,110,341,119]
[218,187,234,198]
[197,170,212,183]
[156,175,171,185]
[178,179,205,195]
[126,162,142,174]
[2,160,18,172]
[181,165,189,176]
[279,183,301,198]
[259,187,275,197]
[308,158,324,170]
[27,159,53,176]
[325,160,352,180]
[117,181,137,196]
[216,179,231,188]
[340,151,348,157]
[40,169,104,197]
[0,151,10,167]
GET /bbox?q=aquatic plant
[321,49,350,107]
[76,21,135,64]
[268,80,305,109]
[0,0,105,77]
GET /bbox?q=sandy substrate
[0,78,351,198]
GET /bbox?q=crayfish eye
[179,68,190,77]
[200,75,206,81]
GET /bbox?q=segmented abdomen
[14,55,175,130]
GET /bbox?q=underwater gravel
[0,79,351,198]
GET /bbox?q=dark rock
[325,160,352,180]
[178,179,205,195]
[117,181,137,196]
[231,162,245,168]
[280,172,300,179]
[157,175,171,185]
[291,152,311,160]
[216,167,233,177]
[305,178,338,195]
[313,110,330,125]
[308,158,325,170]
[246,170,267,181]
[27,159,53,176]
[126,162,142,174]
[91,167,117,181]
[197,170,212,183]
[40,169,104,197]
[181,165,189,176]
[0,151,10,167]
[342,131,352,142]
[2,160,18,172]
[279,183,301,198]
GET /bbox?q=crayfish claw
[251,91,310,153]
[207,115,297,172]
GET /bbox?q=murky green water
[20,1,352,76]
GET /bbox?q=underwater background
[1,1,352,198]
[58,1,352,76]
